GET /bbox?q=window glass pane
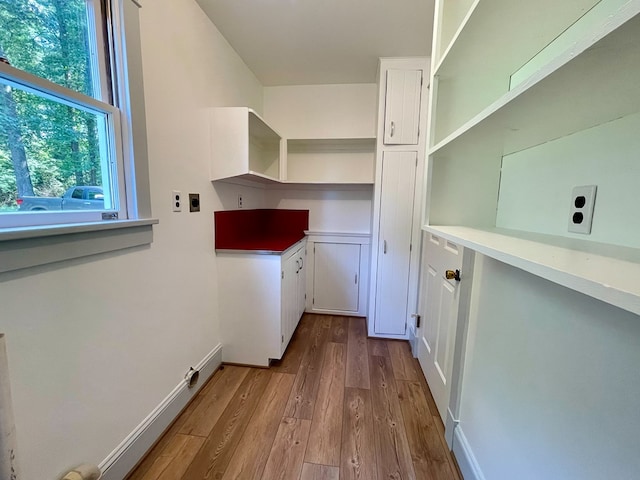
[0,78,116,214]
[0,0,104,100]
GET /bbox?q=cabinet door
[374,151,417,335]
[313,243,361,312]
[383,69,423,145]
[282,250,299,351]
[296,245,307,318]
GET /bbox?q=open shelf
[429,5,640,159]
[285,137,375,184]
[434,0,478,66]
[423,225,640,317]
[431,0,616,145]
[210,107,282,182]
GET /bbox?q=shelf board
[212,170,281,188]
[281,181,374,187]
[434,0,600,79]
[433,0,480,75]
[423,225,640,317]
[248,108,283,141]
[429,4,640,159]
[287,137,376,152]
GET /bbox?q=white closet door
[417,235,463,422]
[374,151,417,335]
[383,69,423,145]
[313,243,361,312]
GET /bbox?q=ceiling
[195,0,435,86]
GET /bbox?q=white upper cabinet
[210,107,282,183]
[383,69,423,145]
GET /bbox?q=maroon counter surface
[214,209,309,253]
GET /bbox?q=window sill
[0,218,158,274]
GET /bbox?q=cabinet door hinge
[281,271,284,280]
[312,297,315,305]
[305,294,307,300]
[410,243,412,252]
[282,335,284,343]
[313,245,316,253]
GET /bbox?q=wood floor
[127,314,462,480]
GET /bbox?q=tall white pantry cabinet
[369,58,430,339]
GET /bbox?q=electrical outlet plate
[568,185,597,234]
[237,194,243,208]
[189,193,200,212]
[172,190,181,212]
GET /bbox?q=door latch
[445,269,461,281]
[411,313,421,328]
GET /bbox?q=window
[0,0,131,228]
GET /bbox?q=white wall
[457,255,640,479]
[266,186,373,233]
[263,83,377,139]
[264,84,377,234]
[0,1,264,478]
[496,112,640,248]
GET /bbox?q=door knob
[445,269,461,281]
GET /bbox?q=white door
[374,151,417,335]
[313,243,360,312]
[383,69,423,145]
[417,234,463,421]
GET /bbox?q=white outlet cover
[172,190,182,212]
[568,185,597,234]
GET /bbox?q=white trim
[0,334,18,480]
[305,231,371,245]
[452,426,486,480]
[98,344,223,480]
[445,407,458,448]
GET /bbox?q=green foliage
[0,0,103,208]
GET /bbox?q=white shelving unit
[426,0,640,316]
[284,137,375,184]
[210,107,282,184]
[209,107,375,186]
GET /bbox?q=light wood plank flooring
[127,314,462,480]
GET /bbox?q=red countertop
[214,209,309,253]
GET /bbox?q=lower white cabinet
[217,239,306,366]
[306,233,370,317]
[312,243,361,312]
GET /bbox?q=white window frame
[0,0,156,274]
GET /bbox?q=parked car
[17,186,104,211]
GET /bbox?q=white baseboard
[98,344,223,480]
[445,408,458,448]
[452,426,486,480]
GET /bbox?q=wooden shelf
[430,5,640,159]
[431,0,623,145]
[423,225,640,317]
